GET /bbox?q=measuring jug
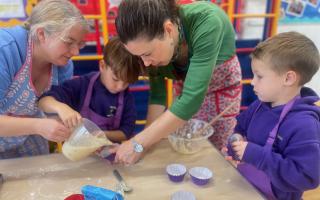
[62,118,112,161]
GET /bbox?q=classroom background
[0,0,319,199]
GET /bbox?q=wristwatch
[132,139,144,153]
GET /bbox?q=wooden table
[0,139,264,200]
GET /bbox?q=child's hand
[57,104,82,129]
[221,146,240,167]
[231,141,248,161]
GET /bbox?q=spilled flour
[0,158,113,200]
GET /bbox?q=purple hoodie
[235,87,320,200]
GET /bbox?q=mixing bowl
[168,119,214,154]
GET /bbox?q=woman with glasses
[0,0,88,159]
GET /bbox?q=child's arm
[222,104,255,162]
[105,130,127,143]
[116,92,137,140]
[38,76,85,128]
[38,96,82,129]
[242,120,320,192]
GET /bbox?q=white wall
[241,0,320,95]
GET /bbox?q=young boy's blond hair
[251,31,320,85]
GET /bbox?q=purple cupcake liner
[168,174,185,182]
[171,190,196,200]
[105,153,116,162]
[97,147,116,162]
[190,176,210,186]
[166,164,187,183]
[188,167,213,186]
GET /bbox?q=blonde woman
[0,0,88,159]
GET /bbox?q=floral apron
[173,55,242,149]
[237,96,299,200]
[0,39,52,159]
[80,72,124,130]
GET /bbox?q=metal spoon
[112,169,133,193]
[114,182,124,196]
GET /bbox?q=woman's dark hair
[115,0,179,44]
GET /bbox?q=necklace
[171,20,184,63]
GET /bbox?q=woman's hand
[57,104,82,129]
[36,118,71,142]
[110,139,143,165]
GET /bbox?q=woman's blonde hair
[24,0,88,41]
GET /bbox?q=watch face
[134,143,143,153]
[133,140,143,153]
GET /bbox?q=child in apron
[225,32,320,200]
[39,37,144,143]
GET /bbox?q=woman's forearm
[0,115,40,136]
[145,104,166,127]
[135,110,186,149]
[0,115,72,142]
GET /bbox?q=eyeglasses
[59,36,86,50]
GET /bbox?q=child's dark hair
[251,31,320,85]
[103,37,144,83]
[115,0,179,44]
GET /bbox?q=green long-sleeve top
[148,1,236,120]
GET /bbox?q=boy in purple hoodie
[226,32,320,199]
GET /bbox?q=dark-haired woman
[112,0,242,164]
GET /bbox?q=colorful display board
[0,0,38,27]
[280,0,320,23]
